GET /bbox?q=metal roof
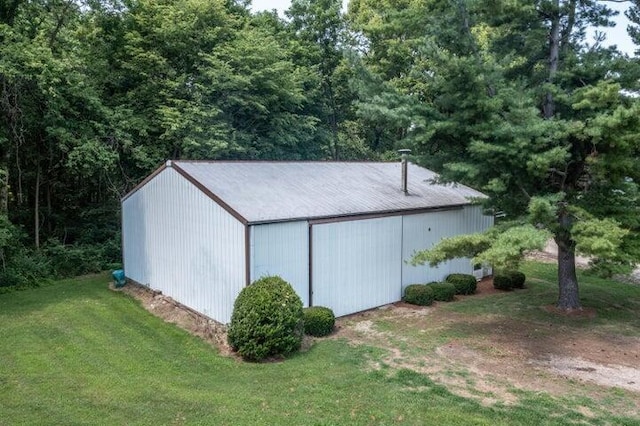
[146,161,486,225]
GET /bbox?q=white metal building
[121,161,493,323]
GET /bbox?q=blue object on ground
[112,269,126,288]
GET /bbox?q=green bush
[510,271,526,289]
[445,273,477,295]
[427,282,456,302]
[403,284,435,306]
[227,276,303,361]
[303,306,335,337]
[493,271,526,290]
[492,274,514,290]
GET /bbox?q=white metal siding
[463,205,494,277]
[400,206,494,288]
[250,222,309,307]
[463,205,494,234]
[401,210,468,288]
[312,217,402,317]
[122,192,149,286]
[122,167,245,324]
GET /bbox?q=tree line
[1,0,639,307]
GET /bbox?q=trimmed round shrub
[427,282,456,302]
[445,273,477,295]
[303,306,335,337]
[492,274,514,290]
[403,284,435,306]
[227,276,303,361]
[510,271,526,289]
[493,271,526,290]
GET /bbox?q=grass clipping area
[0,263,639,425]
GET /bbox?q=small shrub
[492,274,513,290]
[303,306,335,337]
[427,282,456,302]
[403,284,435,306]
[510,271,526,289]
[227,276,303,361]
[493,271,526,290]
[445,273,477,295]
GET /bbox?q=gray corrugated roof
[166,161,485,224]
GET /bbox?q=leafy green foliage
[349,0,640,310]
[427,282,456,302]
[572,218,628,259]
[411,232,491,267]
[0,212,118,289]
[41,239,120,278]
[227,276,303,361]
[528,195,561,230]
[403,284,435,306]
[492,274,514,291]
[303,306,335,337]
[2,0,351,287]
[475,225,550,271]
[493,271,526,291]
[510,271,526,289]
[413,222,550,272]
[575,180,640,277]
[445,274,477,295]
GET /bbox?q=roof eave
[121,161,169,203]
[121,160,250,225]
[247,202,477,226]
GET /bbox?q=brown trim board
[121,161,168,203]
[307,205,465,226]
[245,224,251,287]
[171,161,248,225]
[120,204,126,275]
[308,223,313,307]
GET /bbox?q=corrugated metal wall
[311,217,402,317]
[401,206,494,289]
[401,210,465,288]
[462,204,494,277]
[123,168,494,321]
[122,167,245,324]
[462,204,494,234]
[250,221,309,307]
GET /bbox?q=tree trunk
[543,0,561,119]
[555,235,581,310]
[0,163,8,215]
[34,163,40,249]
[326,81,339,160]
[0,77,12,213]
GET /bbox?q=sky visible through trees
[252,0,636,55]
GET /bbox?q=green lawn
[448,262,640,335]
[0,265,639,425]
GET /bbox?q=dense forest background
[1,0,640,287]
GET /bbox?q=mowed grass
[0,267,638,425]
[446,262,640,335]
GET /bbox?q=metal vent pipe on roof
[398,149,411,195]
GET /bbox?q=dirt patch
[534,356,640,393]
[470,276,501,296]
[330,296,640,417]
[542,305,598,318]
